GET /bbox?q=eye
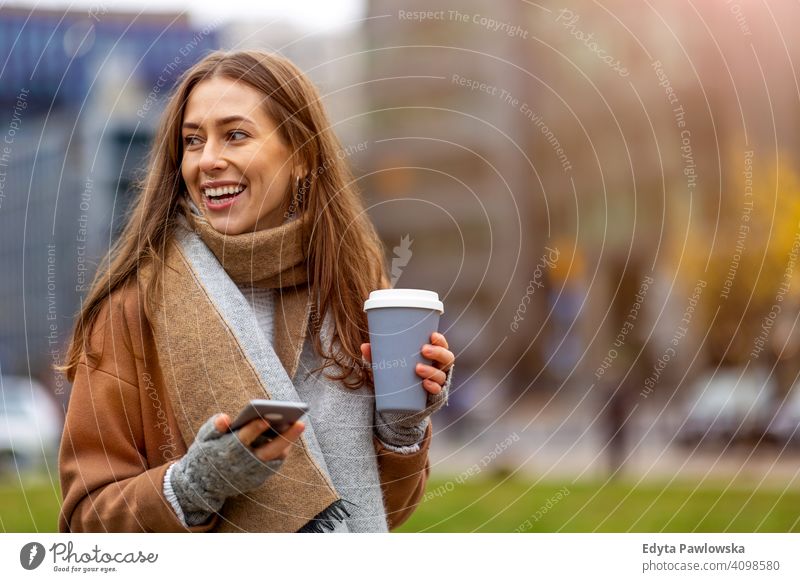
[183,134,203,148]
[228,130,248,142]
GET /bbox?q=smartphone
[228,400,309,447]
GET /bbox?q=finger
[431,332,449,350]
[422,378,442,395]
[236,418,271,446]
[213,413,231,433]
[421,345,455,369]
[198,413,227,441]
[360,343,372,364]
[416,363,447,385]
[254,421,305,461]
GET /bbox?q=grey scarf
[170,217,388,532]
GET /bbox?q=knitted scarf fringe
[297,499,357,533]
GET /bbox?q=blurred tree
[687,153,800,369]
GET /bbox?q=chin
[206,215,250,235]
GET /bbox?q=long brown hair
[59,50,387,388]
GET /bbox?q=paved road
[429,391,800,489]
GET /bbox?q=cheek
[250,168,288,205]
[269,164,292,192]
[180,156,194,182]
[259,142,294,186]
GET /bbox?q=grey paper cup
[364,289,444,414]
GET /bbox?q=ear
[291,150,309,181]
[295,165,310,182]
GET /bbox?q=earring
[295,176,308,207]
[286,176,306,219]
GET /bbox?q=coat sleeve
[374,421,431,530]
[58,293,218,533]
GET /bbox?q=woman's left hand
[360,332,455,395]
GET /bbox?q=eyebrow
[182,115,255,130]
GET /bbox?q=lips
[202,183,246,210]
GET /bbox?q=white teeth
[203,185,245,198]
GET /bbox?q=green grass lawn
[2,473,798,532]
[397,475,800,532]
[0,476,62,533]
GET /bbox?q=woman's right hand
[212,413,305,462]
[169,413,305,526]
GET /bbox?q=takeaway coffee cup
[364,289,444,414]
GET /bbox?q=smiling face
[181,76,300,234]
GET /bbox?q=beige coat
[58,282,431,532]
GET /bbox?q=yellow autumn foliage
[682,154,800,364]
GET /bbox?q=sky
[4,0,366,30]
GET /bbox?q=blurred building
[362,0,800,417]
[363,0,549,403]
[0,8,218,399]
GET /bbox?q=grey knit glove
[170,414,284,526]
[375,366,453,448]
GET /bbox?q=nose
[198,139,228,174]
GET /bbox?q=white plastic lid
[364,289,444,313]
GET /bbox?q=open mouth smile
[202,184,246,210]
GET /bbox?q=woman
[57,50,454,533]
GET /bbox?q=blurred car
[766,385,800,445]
[677,367,775,445]
[0,376,63,469]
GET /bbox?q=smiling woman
[181,77,299,233]
[55,50,454,533]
